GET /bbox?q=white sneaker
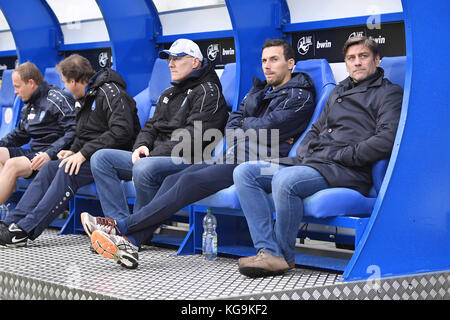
[80,211,118,237]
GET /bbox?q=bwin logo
[207,44,220,61]
[297,36,313,55]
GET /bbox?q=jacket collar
[337,67,384,96]
[27,81,50,104]
[252,72,314,99]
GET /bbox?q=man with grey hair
[88,38,228,224]
[234,36,403,278]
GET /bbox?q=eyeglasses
[166,55,194,64]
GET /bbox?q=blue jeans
[233,161,329,263]
[90,149,190,220]
[118,163,237,247]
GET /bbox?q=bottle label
[202,235,217,254]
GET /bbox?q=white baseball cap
[159,38,203,61]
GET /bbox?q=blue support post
[96,0,161,96]
[0,0,63,72]
[225,0,290,110]
[342,0,450,281]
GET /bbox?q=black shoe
[0,223,28,248]
[0,221,8,232]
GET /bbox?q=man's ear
[288,58,295,71]
[375,55,381,67]
[193,57,202,69]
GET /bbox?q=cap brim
[158,50,188,59]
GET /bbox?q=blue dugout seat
[301,56,406,221]
[0,70,23,139]
[134,58,172,127]
[220,62,236,111]
[44,67,65,89]
[379,56,406,88]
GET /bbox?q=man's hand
[132,146,150,164]
[285,138,295,145]
[30,152,51,171]
[57,150,74,159]
[58,151,86,176]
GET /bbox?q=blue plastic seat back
[148,58,172,116]
[44,67,65,89]
[288,59,336,157]
[379,56,406,88]
[133,58,171,126]
[368,158,390,198]
[0,96,23,139]
[0,70,22,139]
[0,70,16,109]
[220,62,236,111]
[134,86,150,127]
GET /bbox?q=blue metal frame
[282,12,404,32]
[0,0,63,72]
[342,0,450,281]
[0,50,16,58]
[58,41,112,52]
[157,30,234,44]
[225,0,290,111]
[95,0,162,96]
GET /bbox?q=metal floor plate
[1,229,449,300]
[0,229,341,300]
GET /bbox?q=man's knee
[233,162,261,184]
[272,167,293,193]
[90,149,111,171]
[0,147,11,165]
[3,157,32,177]
[132,157,175,183]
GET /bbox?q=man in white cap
[88,38,228,226]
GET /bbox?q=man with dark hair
[0,54,140,247]
[0,62,76,205]
[81,38,316,269]
[234,36,403,278]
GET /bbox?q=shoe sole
[80,212,93,237]
[0,242,27,249]
[91,231,138,269]
[238,266,287,278]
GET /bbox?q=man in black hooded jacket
[0,54,140,246]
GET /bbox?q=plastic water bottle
[202,209,217,260]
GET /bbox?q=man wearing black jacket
[0,54,140,247]
[81,39,316,269]
[0,62,76,205]
[89,38,228,221]
[235,36,403,278]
